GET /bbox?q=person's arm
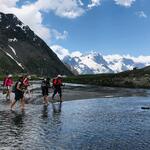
[3,78,8,86]
[23,78,27,85]
[16,82,23,91]
[47,81,51,88]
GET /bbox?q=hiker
[52,75,64,102]
[10,76,26,111]
[3,74,13,101]
[41,77,51,106]
[23,75,31,98]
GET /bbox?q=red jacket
[52,78,62,86]
[3,77,13,86]
[23,78,29,87]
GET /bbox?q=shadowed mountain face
[0,12,73,76]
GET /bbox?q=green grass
[63,67,150,88]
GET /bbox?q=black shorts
[42,87,49,96]
[15,91,24,101]
[53,87,62,97]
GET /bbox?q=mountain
[104,55,146,73]
[0,12,73,76]
[63,52,113,74]
[62,52,148,74]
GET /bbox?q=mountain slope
[0,12,73,76]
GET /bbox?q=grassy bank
[64,67,150,88]
[1,66,150,88]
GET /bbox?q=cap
[57,74,62,78]
[27,75,31,79]
[8,74,12,78]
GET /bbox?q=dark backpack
[12,81,23,93]
[12,82,18,93]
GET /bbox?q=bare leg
[52,88,57,100]
[20,97,25,111]
[43,96,46,104]
[46,96,48,105]
[10,100,16,110]
[6,90,10,100]
[60,96,62,102]
[44,96,49,105]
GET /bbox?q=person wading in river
[10,76,25,111]
[52,75,64,103]
[41,77,51,106]
[23,75,31,99]
[3,74,13,101]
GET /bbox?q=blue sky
[1,0,150,56]
[45,0,150,56]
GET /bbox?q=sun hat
[57,74,62,78]
[27,75,31,79]
[8,74,12,78]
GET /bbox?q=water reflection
[42,105,48,118]
[11,111,25,127]
[52,102,62,113]
[1,97,150,149]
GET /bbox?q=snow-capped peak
[51,45,150,74]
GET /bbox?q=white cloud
[0,1,49,41]
[51,29,68,40]
[135,11,147,18]
[51,45,70,60]
[51,44,83,60]
[35,0,85,19]
[78,0,84,6]
[0,0,85,42]
[0,0,19,7]
[0,0,81,41]
[88,0,101,9]
[114,0,135,7]
[0,0,138,43]
[125,55,150,64]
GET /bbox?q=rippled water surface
[1,97,150,150]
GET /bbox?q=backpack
[52,78,62,86]
[12,82,18,93]
[12,85,16,93]
[52,79,57,86]
[12,81,23,93]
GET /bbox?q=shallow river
[1,96,150,150]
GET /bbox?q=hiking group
[2,74,64,111]
[41,74,64,105]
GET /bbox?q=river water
[0,83,150,150]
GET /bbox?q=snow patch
[8,38,18,42]
[5,52,24,70]
[6,25,10,29]
[8,45,16,55]
[63,52,148,74]
[0,14,2,22]
[16,23,26,31]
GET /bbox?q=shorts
[53,87,62,97]
[15,91,24,101]
[42,87,49,96]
